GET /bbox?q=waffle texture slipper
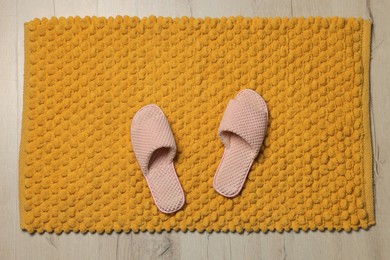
[213,89,269,197]
[131,105,185,213]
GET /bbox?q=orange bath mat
[19,16,374,233]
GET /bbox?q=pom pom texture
[19,16,374,233]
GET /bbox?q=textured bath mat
[20,16,374,233]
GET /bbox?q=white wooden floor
[1,0,389,259]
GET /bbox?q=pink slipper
[213,89,268,198]
[130,105,185,214]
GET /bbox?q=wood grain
[0,1,18,258]
[0,0,389,259]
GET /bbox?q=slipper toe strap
[132,115,176,174]
[218,99,267,155]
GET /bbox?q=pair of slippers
[130,89,269,213]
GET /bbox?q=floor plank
[0,0,18,259]
[0,0,388,259]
